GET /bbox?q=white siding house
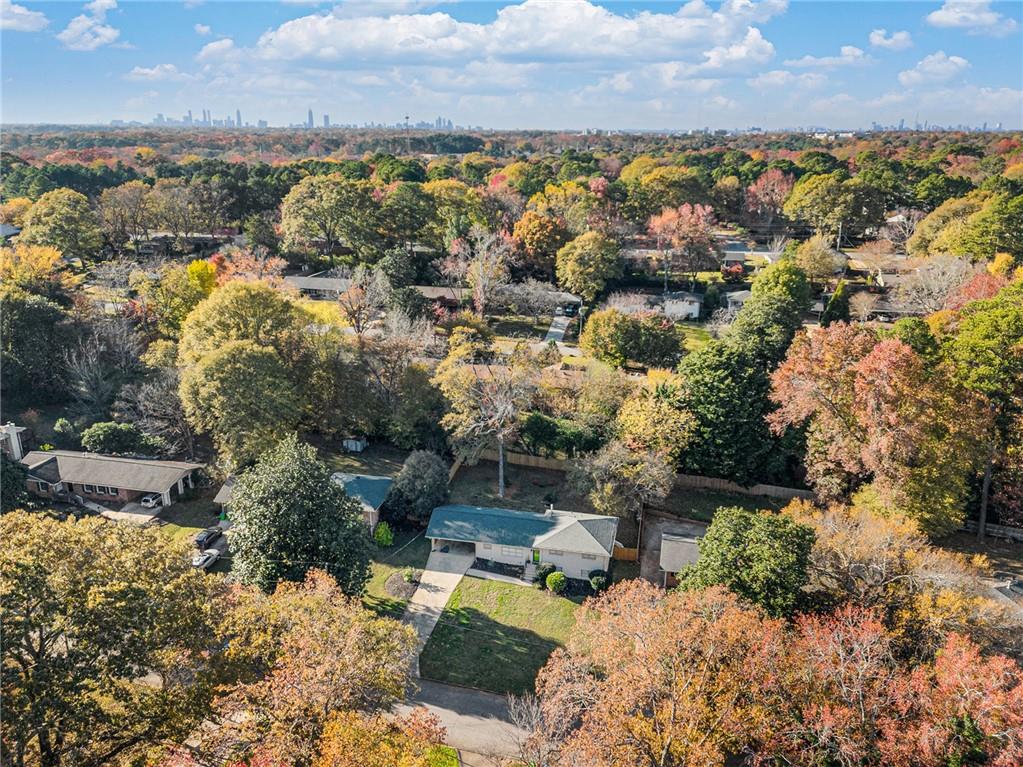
[426,504,619,579]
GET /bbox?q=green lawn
[489,314,551,340]
[427,746,460,767]
[155,492,221,546]
[419,575,581,695]
[321,443,410,478]
[362,529,431,618]
[656,488,786,523]
[678,322,712,351]
[449,460,595,515]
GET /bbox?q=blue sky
[2,0,1021,129]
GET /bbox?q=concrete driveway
[399,678,523,760]
[402,543,475,674]
[544,315,571,343]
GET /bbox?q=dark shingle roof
[331,473,393,511]
[427,504,618,557]
[20,451,202,492]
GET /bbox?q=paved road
[544,315,571,343]
[399,679,523,759]
[402,545,474,674]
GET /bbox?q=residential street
[398,678,523,759]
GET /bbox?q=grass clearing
[678,322,712,351]
[656,487,786,523]
[489,314,551,340]
[321,443,410,478]
[363,528,431,618]
[419,575,581,695]
[939,532,1023,579]
[155,492,221,546]
[449,460,594,515]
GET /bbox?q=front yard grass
[489,314,551,340]
[678,321,712,351]
[419,575,581,695]
[362,528,431,618]
[155,492,221,546]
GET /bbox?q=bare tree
[856,239,897,283]
[508,693,566,767]
[497,279,560,324]
[449,225,513,316]
[363,312,440,410]
[65,318,144,421]
[849,291,880,322]
[336,265,391,345]
[605,291,653,315]
[435,362,536,498]
[896,256,975,314]
[113,369,194,457]
[882,209,925,252]
[705,305,738,339]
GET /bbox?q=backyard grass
[678,322,712,351]
[321,443,410,477]
[656,487,786,523]
[362,529,431,618]
[449,460,594,515]
[939,531,1023,579]
[419,575,581,695]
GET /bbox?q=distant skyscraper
[307,108,314,129]
[236,109,242,129]
[323,114,330,128]
[187,109,193,125]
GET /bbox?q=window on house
[581,553,597,560]
[481,543,492,550]
[83,484,95,493]
[108,487,118,496]
[52,483,63,493]
[36,481,48,492]
[548,550,563,556]
[501,547,519,557]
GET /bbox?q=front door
[531,549,540,564]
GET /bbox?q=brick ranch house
[21,450,203,508]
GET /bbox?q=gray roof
[659,531,702,573]
[21,451,202,492]
[285,274,352,293]
[213,475,236,505]
[331,472,393,512]
[427,504,618,557]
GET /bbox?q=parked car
[1009,579,1023,597]
[563,304,579,317]
[194,527,223,549]
[191,548,220,570]
[140,493,162,509]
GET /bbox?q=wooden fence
[962,520,1023,543]
[613,547,639,562]
[473,449,814,501]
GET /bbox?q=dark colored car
[194,527,223,549]
[563,303,579,317]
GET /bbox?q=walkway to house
[402,543,475,675]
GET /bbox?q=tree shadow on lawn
[418,605,566,697]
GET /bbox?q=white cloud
[747,69,825,89]
[0,0,48,31]
[926,0,1018,37]
[898,51,970,87]
[57,0,120,50]
[785,45,870,68]
[869,28,912,51]
[125,63,195,82]
[194,23,211,35]
[253,0,787,64]
[196,37,236,62]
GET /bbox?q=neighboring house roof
[213,475,236,506]
[659,531,702,573]
[427,504,619,557]
[726,289,752,303]
[331,472,393,512]
[20,451,202,492]
[285,274,352,293]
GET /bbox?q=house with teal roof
[426,503,619,581]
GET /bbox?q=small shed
[663,291,703,320]
[659,530,702,588]
[331,472,393,529]
[342,436,368,453]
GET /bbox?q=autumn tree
[228,436,373,593]
[513,210,570,278]
[98,180,153,253]
[313,710,447,767]
[135,260,218,338]
[0,243,78,301]
[616,385,696,463]
[20,188,102,260]
[794,233,839,290]
[434,362,535,497]
[180,340,302,467]
[449,225,512,316]
[280,174,380,264]
[751,258,812,311]
[746,167,794,232]
[568,439,674,521]
[1,512,222,767]
[555,231,622,303]
[336,265,391,343]
[0,287,70,401]
[212,569,415,765]
[210,245,287,286]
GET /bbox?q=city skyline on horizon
[2,0,1021,130]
